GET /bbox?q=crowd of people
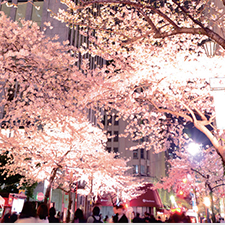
[2,201,222,223]
[1,201,60,223]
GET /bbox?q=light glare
[187,143,201,156]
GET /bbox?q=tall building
[0,0,170,219]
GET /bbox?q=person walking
[73,208,86,223]
[10,212,18,223]
[48,207,60,223]
[132,212,143,223]
[1,213,11,223]
[87,206,103,223]
[103,215,109,223]
[112,203,128,223]
[15,201,37,223]
[36,203,49,223]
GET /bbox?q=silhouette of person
[73,208,86,223]
[15,201,37,223]
[48,207,59,223]
[36,203,49,223]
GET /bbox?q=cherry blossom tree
[48,0,225,166]
[155,145,225,222]
[0,11,143,210]
[55,0,225,50]
[2,2,225,214]
[0,116,107,202]
[56,150,144,222]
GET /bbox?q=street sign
[210,77,225,130]
[210,77,225,91]
[37,192,44,201]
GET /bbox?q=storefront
[96,183,163,219]
[128,183,163,217]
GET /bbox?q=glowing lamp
[179,190,184,195]
[183,178,187,183]
[203,197,210,207]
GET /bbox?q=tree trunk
[209,191,216,223]
[44,167,58,206]
[66,190,72,223]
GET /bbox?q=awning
[95,195,114,206]
[9,193,27,199]
[129,183,163,208]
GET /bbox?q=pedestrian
[73,208,86,223]
[10,212,18,223]
[48,206,60,223]
[143,212,151,223]
[1,213,11,223]
[36,203,49,223]
[132,212,143,223]
[56,211,61,222]
[149,214,157,223]
[156,215,163,222]
[112,203,128,223]
[15,201,37,223]
[87,206,103,223]
[103,215,109,223]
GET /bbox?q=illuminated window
[133,165,138,174]
[140,165,145,175]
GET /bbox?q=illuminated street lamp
[187,142,201,156]
[203,197,211,208]
[199,38,225,130]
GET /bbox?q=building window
[114,115,119,125]
[113,148,118,153]
[140,165,145,175]
[1,2,11,17]
[140,148,144,159]
[133,150,138,159]
[146,150,149,160]
[107,147,111,153]
[107,115,112,125]
[147,166,149,176]
[101,115,106,126]
[107,131,112,142]
[15,2,27,23]
[133,165,138,174]
[113,131,119,142]
[32,1,44,27]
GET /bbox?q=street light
[199,38,217,57]
[203,197,211,208]
[187,142,201,156]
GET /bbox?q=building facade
[0,0,171,219]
